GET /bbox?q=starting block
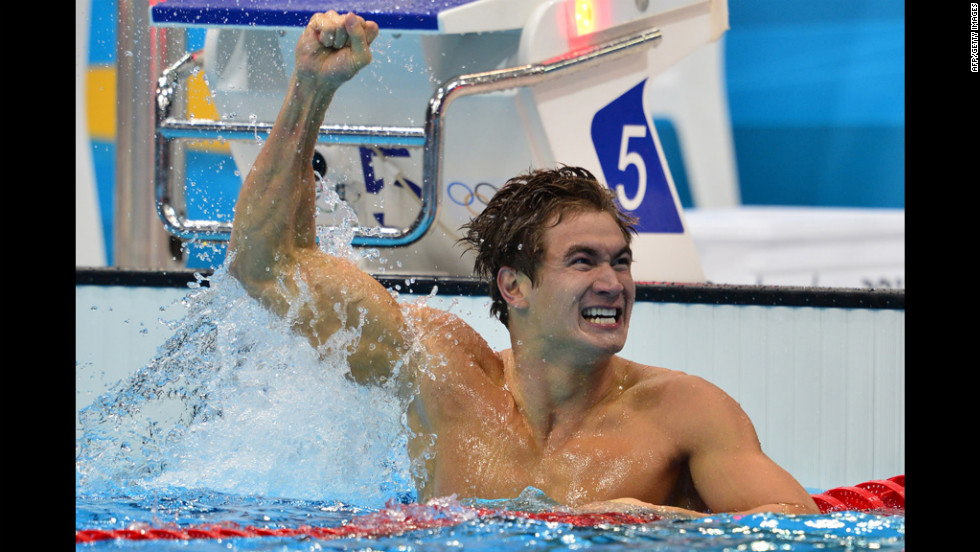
[151,0,735,282]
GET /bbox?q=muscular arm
[227,12,406,383]
[600,376,818,517]
[681,381,819,515]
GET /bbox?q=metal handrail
[153,27,663,245]
[153,51,427,242]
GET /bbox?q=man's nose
[593,264,625,295]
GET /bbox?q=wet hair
[458,165,638,327]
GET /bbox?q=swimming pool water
[75,485,905,551]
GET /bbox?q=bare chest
[417,384,685,506]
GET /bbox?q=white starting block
[151,0,737,282]
[684,206,905,288]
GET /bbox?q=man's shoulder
[402,303,490,349]
[402,302,505,381]
[619,361,733,412]
[619,362,749,447]
[621,360,702,391]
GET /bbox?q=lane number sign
[590,80,683,233]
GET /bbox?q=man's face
[518,210,635,362]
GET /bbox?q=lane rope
[76,475,904,543]
[75,507,656,543]
[810,474,904,513]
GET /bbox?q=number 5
[616,124,647,210]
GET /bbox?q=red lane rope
[76,475,904,544]
[811,474,905,513]
[75,507,657,544]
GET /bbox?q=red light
[564,0,611,48]
[574,0,596,36]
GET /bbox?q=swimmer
[227,11,819,517]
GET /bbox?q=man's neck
[502,345,624,448]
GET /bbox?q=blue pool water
[76,486,904,551]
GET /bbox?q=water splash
[76,178,416,508]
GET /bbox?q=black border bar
[75,268,904,310]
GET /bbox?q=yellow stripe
[85,65,229,153]
[182,70,230,152]
[86,65,116,141]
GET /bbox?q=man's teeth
[582,307,618,324]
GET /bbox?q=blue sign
[590,80,683,233]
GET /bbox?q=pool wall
[76,268,904,493]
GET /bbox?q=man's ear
[496,266,529,310]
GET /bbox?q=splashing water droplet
[76,194,419,506]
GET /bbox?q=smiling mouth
[581,307,621,326]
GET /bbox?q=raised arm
[228,12,407,384]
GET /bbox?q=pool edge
[75,267,905,310]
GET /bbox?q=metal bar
[118,0,185,268]
[158,120,426,146]
[411,28,664,248]
[153,27,662,245]
[155,51,215,241]
[153,51,427,241]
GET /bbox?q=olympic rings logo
[447,181,498,215]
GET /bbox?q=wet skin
[402,211,811,515]
[227,10,820,517]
